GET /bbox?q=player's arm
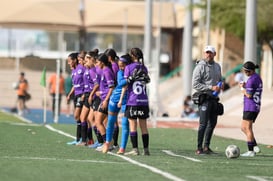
[88,84,99,104]
[239,82,252,98]
[67,87,74,101]
[118,85,128,108]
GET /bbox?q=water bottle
[212,81,222,97]
[239,81,245,90]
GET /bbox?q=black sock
[87,127,93,141]
[113,126,119,146]
[81,121,87,142]
[102,134,106,143]
[247,141,255,151]
[142,133,149,149]
[97,130,104,144]
[76,120,81,142]
[130,131,138,148]
[253,138,257,146]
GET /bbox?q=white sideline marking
[1,108,32,124]
[45,124,75,139]
[45,125,186,181]
[108,152,186,181]
[162,150,202,162]
[246,175,272,181]
[219,162,273,167]
[1,156,121,164]
[9,122,40,126]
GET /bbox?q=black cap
[243,61,259,71]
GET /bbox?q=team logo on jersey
[201,105,207,111]
[77,69,82,74]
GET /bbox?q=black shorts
[91,96,101,111]
[18,95,26,101]
[83,92,91,108]
[243,111,259,123]
[74,94,83,108]
[125,105,150,119]
[97,102,108,115]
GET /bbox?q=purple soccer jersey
[89,66,99,90]
[111,61,119,79]
[99,66,115,101]
[95,65,102,84]
[83,67,92,93]
[89,66,99,99]
[124,62,149,106]
[244,73,263,112]
[72,64,85,96]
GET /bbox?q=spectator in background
[48,69,65,117]
[230,70,244,87]
[65,72,74,117]
[16,72,29,116]
[181,95,199,119]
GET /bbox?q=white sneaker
[253,146,261,153]
[18,110,23,116]
[124,148,140,156]
[95,144,104,152]
[241,151,255,157]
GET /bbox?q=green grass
[0,110,273,181]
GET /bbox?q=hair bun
[243,61,258,71]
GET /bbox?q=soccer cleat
[87,139,94,145]
[88,141,102,149]
[67,140,81,145]
[241,151,255,157]
[195,149,205,155]
[203,147,216,154]
[117,148,125,155]
[109,145,119,152]
[143,148,150,156]
[125,148,140,156]
[76,142,87,146]
[95,144,104,152]
[253,146,261,153]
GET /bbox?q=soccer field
[0,111,273,181]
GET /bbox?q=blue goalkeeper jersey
[110,69,127,104]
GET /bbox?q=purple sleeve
[112,62,119,77]
[90,68,98,85]
[105,68,115,88]
[124,66,130,79]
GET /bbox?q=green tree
[198,0,273,52]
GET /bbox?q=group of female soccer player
[66,47,151,155]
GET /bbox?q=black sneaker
[203,147,216,154]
